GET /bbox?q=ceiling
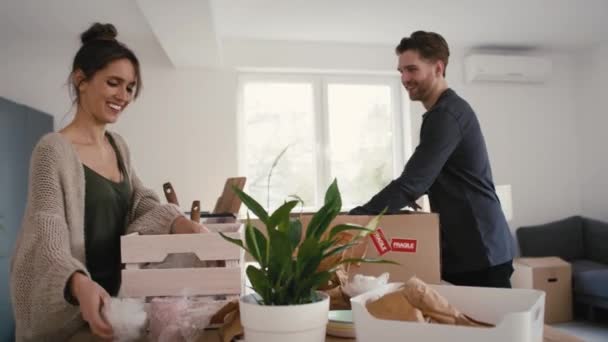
[1,0,607,67]
[212,0,608,49]
[0,0,154,42]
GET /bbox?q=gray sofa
[517,216,608,320]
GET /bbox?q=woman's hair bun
[80,23,118,45]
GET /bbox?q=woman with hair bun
[10,22,208,341]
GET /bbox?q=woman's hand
[171,216,210,234]
[69,272,113,340]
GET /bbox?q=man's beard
[406,78,433,102]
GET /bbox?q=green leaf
[287,194,305,208]
[363,209,387,236]
[321,241,361,260]
[306,205,342,240]
[306,179,342,239]
[246,265,271,304]
[328,223,373,240]
[309,271,332,291]
[318,237,339,253]
[293,271,332,304]
[296,238,323,278]
[305,205,330,239]
[278,261,299,304]
[244,222,268,268]
[219,232,251,255]
[268,200,299,232]
[233,186,269,223]
[286,219,302,249]
[324,179,342,208]
[268,230,294,288]
[269,231,293,263]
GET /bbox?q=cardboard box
[299,213,441,284]
[511,257,573,323]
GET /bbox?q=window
[238,73,409,212]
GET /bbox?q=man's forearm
[355,179,417,214]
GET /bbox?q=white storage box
[119,223,244,298]
[351,283,545,342]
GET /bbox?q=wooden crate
[119,223,244,298]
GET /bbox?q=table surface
[199,324,583,342]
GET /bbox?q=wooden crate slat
[120,267,241,297]
[206,223,243,233]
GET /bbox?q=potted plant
[220,179,390,342]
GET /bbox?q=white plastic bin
[351,283,545,342]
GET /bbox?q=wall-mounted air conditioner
[464,54,552,84]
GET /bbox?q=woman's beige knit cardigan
[10,131,183,341]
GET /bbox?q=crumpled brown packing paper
[366,276,493,327]
[218,302,243,342]
[366,289,426,322]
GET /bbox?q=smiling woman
[9,22,208,342]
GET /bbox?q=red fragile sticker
[370,228,391,256]
[391,238,417,253]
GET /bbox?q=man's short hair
[396,31,450,76]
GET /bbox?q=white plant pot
[239,292,330,342]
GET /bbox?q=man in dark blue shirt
[350,31,515,288]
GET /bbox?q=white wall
[114,67,239,212]
[0,39,73,120]
[577,44,608,221]
[1,37,587,227]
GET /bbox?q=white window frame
[237,72,411,211]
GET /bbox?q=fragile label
[370,228,391,256]
[391,238,417,253]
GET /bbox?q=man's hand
[409,201,423,211]
[69,272,113,340]
[171,216,210,234]
[348,200,421,215]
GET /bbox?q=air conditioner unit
[464,54,552,83]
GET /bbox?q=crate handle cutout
[121,232,242,263]
[141,252,237,269]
